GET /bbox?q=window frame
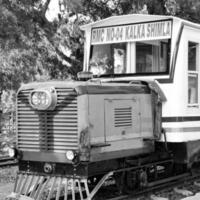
[187,41,199,107]
[89,39,171,78]
[135,40,169,74]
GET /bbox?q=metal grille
[17,87,78,153]
[114,107,132,128]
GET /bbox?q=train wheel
[116,169,148,193]
[126,169,148,190]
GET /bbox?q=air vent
[114,107,132,128]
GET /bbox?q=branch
[42,0,51,16]
[55,46,81,66]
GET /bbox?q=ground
[0,166,17,199]
[1,166,200,200]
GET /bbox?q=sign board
[91,20,172,45]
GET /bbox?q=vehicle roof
[81,14,200,30]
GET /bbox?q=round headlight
[40,92,49,106]
[66,150,75,161]
[31,92,40,106]
[29,87,57,110]
[8,148,15,158]
[31,91,50,108]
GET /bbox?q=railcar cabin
[7,14,200,200]
[81,14,200,165]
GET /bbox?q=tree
[0,0,176,94]
[1,0,200,94]
[175,0,200,23]
[0,0,86,93]
[0,0,52,91]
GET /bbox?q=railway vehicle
[6,14,200,200]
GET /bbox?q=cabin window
[89,39,169,76]
[136,41,168,73]
[89,43,127,75]
[188,42,199,105]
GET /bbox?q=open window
[89,39,170,76]
[89,43,127,75]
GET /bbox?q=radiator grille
[114,107,132,128]
[17,87,78,153]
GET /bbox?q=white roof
[81,14,200,30]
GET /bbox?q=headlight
[32,92,49,106]
[29,87,57,110]
[66,150,75,161]
[8,147,16,158]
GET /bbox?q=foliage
[0,0,85,94]
[0,0,200,95]
[0,1,51,91]
[176,0,200,23]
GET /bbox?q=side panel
[161,25,200,142]
[88,93,154,162]
[104,98,141,141]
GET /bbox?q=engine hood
[19,79,166,101]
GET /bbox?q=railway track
[0,156,17,167]
[4,168,200,200]
[104,168,200,200]
[3,164,200,200]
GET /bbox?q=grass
[0,166,18,185]
[0,166,18,199]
